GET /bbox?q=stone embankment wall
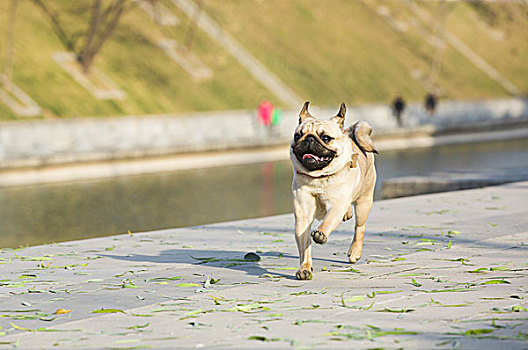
[0,98,527,169]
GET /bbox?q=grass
[445,1,528,93]
[205,0,522,105]
[0,0,526,120]
[0,0,270,119]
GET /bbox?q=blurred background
[0,0,527,248]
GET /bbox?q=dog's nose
[305,135,316,144]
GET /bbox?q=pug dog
[290,101,377,280]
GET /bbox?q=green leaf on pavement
[91,308,126,314]
[411,278,422,287]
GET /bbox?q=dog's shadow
[102,249,349,281]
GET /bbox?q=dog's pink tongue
[303,154,320,161]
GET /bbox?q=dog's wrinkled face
[291,102,350,174]
[292,121,339,171]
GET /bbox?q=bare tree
[31,0,131,74]
[2,0,17,91]
[427,0,452,91]
[183,0,203,54]
[146,0,162,24]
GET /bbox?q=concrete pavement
[0,181,527,348]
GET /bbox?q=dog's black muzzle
[293,135,335,171]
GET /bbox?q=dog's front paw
[347,246,362,264]
[348,254,361,264]
[296,268,313,280]
[311,230,327,244]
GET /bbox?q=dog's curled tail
[349,121,378,155]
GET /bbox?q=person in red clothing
[258,100,274,126]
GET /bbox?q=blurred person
[258,99,273,126]
[391,95,406,127]
[425,92,437,116]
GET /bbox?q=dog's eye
[294,133,301,141]
[321,135,333,143]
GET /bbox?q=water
[1,138,527,248]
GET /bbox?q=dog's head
[290,101,352,176]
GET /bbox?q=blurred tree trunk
[183,0,203,54]
[146,0,161,24]
[2,0,17,91]
[427,1,451,90]
[31,0,78,52]
[78,0,126,74]
[31,0,128,74]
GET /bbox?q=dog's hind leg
[343,205,354,222]
[348,195,373,263]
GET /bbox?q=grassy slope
[0,0,526,120]
[205,0,524,107]
[0,1,271,119]
[445,1,528,93]
[207,0,429,106]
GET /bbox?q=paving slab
[0,181,527,349]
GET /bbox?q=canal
[1,137,528,248]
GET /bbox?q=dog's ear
[330,102,346,130]
[349,121,378,155]
[299,101,313,124]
